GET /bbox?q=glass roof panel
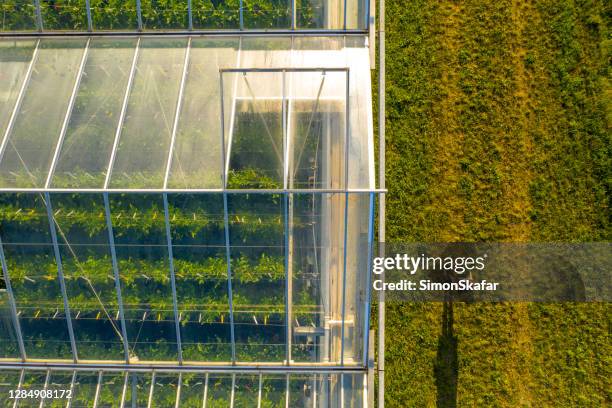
[0,39,35,139]
[0,38,87,188]
[71,371,100,407]
[167,37,239,189]
[0,36,373,191]
[109,38,188,189]
[51,38,137,189]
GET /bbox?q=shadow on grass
[434,300,458,408]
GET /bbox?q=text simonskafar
[373,279,499,291]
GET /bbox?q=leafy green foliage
[382,0,610,406]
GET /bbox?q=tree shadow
[434,300,458,408]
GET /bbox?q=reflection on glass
[0,39,86,188]
[40,0,88,30]
[288,71,347,189]
[109,38,187,189]
[228,193,286,362]
[0,193,73,359]
[52,38,137,188]
[109,193,178,362]
[261,374,286,406]
[90,0,138,30]
[224,71,284,189]
[0,39,35,136]
[167,37,239,189]
[168,194,231,362]
[49,193,125,361]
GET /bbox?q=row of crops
[1,0,366,31]
[0,370,363,407]
[0,187,345,363]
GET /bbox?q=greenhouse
[0,1,378,407]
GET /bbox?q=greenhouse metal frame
[0,1,384,407]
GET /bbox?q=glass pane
[0,370,21,406]
[0,0,37,31]
[123,372,153,407]
[261,375,286,407]
[109,193,178,362]
[52,38,137,189]
[168,194,231,362]
[205,375,232,407]
[224,71,284,189]
[109,38,187,189]
[167,37,239,189]
[141,0,188,30]
[97,372,127,408]
[178,373,205,407]
[234,374,259,408]
[342,193,370,365]
[18,370,48,406]
[227,193,286,362]
[191,0,239,29]
[49,193,125,361]
[243,0,290,29]
[40,0,88,30]
[0,289,19,359]
[293,193,345,363]
[150,373,179,407]
[0,193,73,359]
[90,0,138,30]
[71,371,100,408]
[0,39,35,136]
[0,39,86,188]
[288,71,347,189]
[288,374,316,407]
[297,0,344,28]
[45,370,75,407]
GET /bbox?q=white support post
[230,374,236,408]
[105,38,140,189]
[202,373,209,408]
[12,369,25,408]
[257,373,262,408]
[175,373,182,408]
[378,0,386,406]
[147,372,156,408]
[45,39,90,189]
[38,369,50,408]
[92,371,103,408]
[340,70,350,365]
[120,372,129,408]
[66,371,77,408]
[163,38,192,190]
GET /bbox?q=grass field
[379,0,610,406]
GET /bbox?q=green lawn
[379,0,610,406]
